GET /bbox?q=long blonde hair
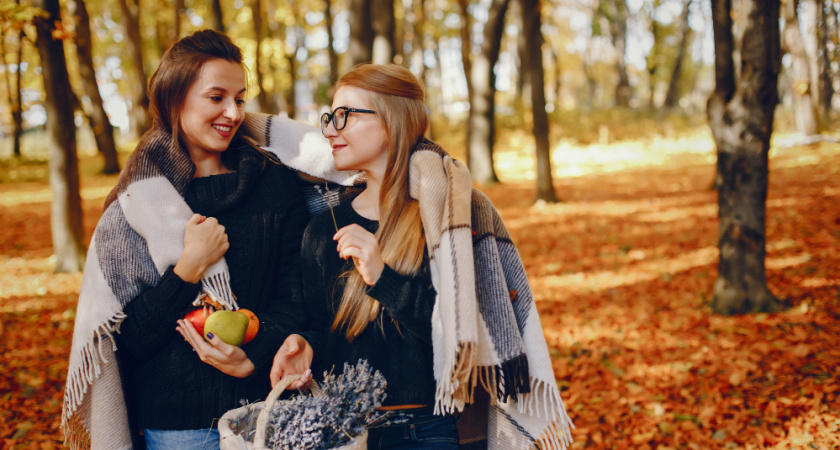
[331,64,429,341]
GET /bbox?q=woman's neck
[191,154,230,178]
[352,171,382,220]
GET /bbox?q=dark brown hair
[148,29,245,144]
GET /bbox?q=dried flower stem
[315,184,340,232]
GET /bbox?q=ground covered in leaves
[1,127,838,448]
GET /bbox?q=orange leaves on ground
[482,139,840,448]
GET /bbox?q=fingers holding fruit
[177,318,255,378]
[182,307,259,346]
[177,307,260,378]
[174,214,230,283]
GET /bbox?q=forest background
[1,0,839,448]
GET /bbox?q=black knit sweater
[115,146,309,430]
[300,201,438,407]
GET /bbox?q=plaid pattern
[410,140,574,449]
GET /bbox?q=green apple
[203,310,250,346]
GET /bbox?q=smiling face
[178,58,246,162]
[323,86,390,178]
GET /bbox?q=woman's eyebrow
[204,86,247,94]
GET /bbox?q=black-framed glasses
[320,106,376,135]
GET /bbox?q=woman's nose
[322,121,339,138]
[224,100,242,122]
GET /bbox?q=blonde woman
[274,64,573,449]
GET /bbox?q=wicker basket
[218,374,367,450]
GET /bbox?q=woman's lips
[212,124,234,138]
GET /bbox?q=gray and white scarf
[410,141,574,449]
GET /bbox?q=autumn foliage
[1,130,838,448]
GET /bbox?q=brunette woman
[61,30,312,449]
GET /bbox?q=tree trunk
[73,0,120,174]
[514,1,527,112]
[118,0,151,137]
[467,0,509,185]
[324,0,339,89]
[210,0,225,32]
[606,0,631,107]
[173,0,185,42]
[458,0,471,159]
[0,16,23,159]
[371,0,395,64]
[802,0,821,123]
[663,0,692,109]
[285,5,300,120]
[154,0,168,57]
[520,0,558,203]
[410,0,426,79]
[34,0,86,273]
[707,0,782,315]
[817,0,834,118]
[646,0,661,109]
[252,0,274,114]
[12,29,23,158]
[348,0,373,68]
[551,46,562,109]
[782,0,819,135]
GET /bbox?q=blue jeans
[367,407,459,449]
[144,428,220,450]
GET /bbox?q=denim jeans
[367,407,459,449]
[144,428,220,450]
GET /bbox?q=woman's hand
[334,224,384,286]
[176,318,254,378]
[270,334,313,389]
[174,214,229,283]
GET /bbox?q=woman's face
[179,58,246,161]
[323,86,389,177]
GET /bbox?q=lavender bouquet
[230,359,387,450]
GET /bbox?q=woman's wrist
[173,256,206,283]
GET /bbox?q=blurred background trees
[1,0,838,309]
[3,0,838,167]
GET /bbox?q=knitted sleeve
[115,267,201,361]
[366,262,437,345]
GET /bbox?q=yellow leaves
[631,429,657,444]
[790,343,811,358]
[728,370,745,386]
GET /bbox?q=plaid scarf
[410,141,574,449]
[61,114,359,449]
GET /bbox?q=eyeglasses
[320,106,376,135]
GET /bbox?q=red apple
[183,308,213,337]
[238,308,260,344]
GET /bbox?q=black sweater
[300,201,438,407]
[115,146,309,430]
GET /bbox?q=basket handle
[254,374,301,448]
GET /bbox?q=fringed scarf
[410,140,574,449]
[61,113,360,449]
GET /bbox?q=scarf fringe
[535,419,575,450]
[61,310,127,448]
[434,341,477,414]
[530,379,575,450]
[61,407,91,450]
[201,271,239,310]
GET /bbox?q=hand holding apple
[181,307,259,347]
[176,318,255,378]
